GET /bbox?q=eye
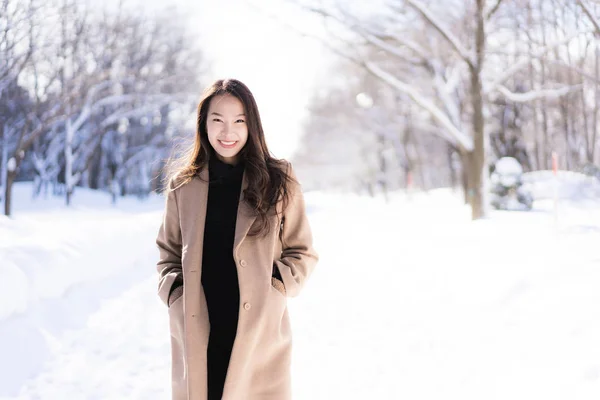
[212,118,222,122]
[236,119,246,123]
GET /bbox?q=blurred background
[1,0,600,399]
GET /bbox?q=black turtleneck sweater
[202,156,245,400]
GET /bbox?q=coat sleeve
[156,178,183,306]
[273,162,319,297]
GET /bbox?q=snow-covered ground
[1,174,599,399]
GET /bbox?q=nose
[221,122,236,137]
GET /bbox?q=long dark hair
[163,78,294,237]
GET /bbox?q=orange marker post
[407,170,414,201]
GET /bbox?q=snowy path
[1,203,172,400]
[293,195,600,399]
[3,190,600,399]
[11,274,171,400]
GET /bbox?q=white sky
[193,0,330,159]
[106,0,332,160]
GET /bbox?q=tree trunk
[467,0,488,220]
[592,40,599,163]
[561,22,574,169]
[448,144,458,191]
[4,170,15,217]
[65,119,73,206]
[399,117,420,191]
[377,133,389,202]
[412,136,427,191]
[459,149,469,205]
[526,2,542,170]
[466,149,485,219]
[539,0,551,169]
[580,58,590,164]
[0,123,6,203]
[561,2,585,169]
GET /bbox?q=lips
[218,140,238,149]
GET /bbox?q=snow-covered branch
[364,61,473,152]
[115,147,152,181]
[484,31,590,94]
[21,104,65,150]
[251,0,473,152]
[496,84,583,103]
[548,59,600,84]
[485,0,505,20]
[405,0,474,67]
[358,30,424,65]
[99,94,187,129]
[331,4,430,63]
[577,0,600,36]
[432,64,462,129]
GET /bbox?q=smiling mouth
[218,140,238,149]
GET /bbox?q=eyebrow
[210,112,246,117]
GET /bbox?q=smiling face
[206,93,248,165]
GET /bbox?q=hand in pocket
[271,277,286,296]
[168,285,184,307]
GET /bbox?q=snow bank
[523,170,600,202]
[0,183,166,395]
[0,182,165,321]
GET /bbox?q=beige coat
[155,162,318,400]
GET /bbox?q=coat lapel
[233,168,257,255]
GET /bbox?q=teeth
[220,140,236,145]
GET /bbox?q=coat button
[240,259,247,267]
[243,302,251,310]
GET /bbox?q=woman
[155,78,318,400]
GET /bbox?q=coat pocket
[271,277,286,297]
[168,291,185,344]
[168,284,184,308]
[168,292,185,338]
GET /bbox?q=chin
[217,150,240,158]
[216,151,242,164]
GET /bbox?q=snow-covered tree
[0,0,205,215]
[273,0,598,219]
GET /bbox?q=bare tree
[0,0,56,216]
[295,57,450,196]
[1,0,205,215]
[577,0,600,164]
[263,0,594,218]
